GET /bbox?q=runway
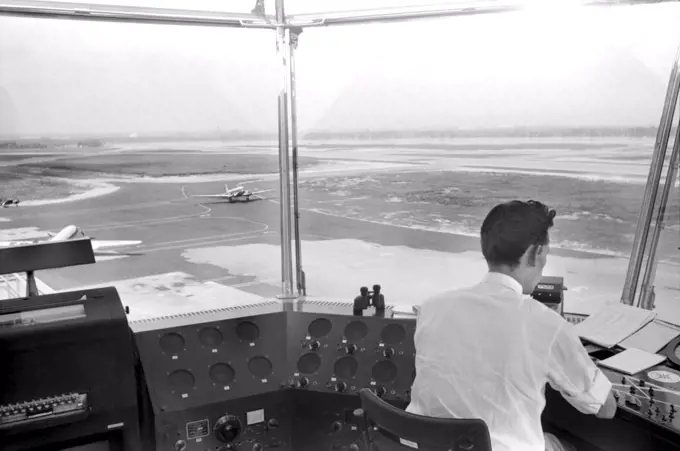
[0,181,290,316]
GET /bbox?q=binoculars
[353,284,386,315]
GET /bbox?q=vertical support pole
[25,271,39,297]
[621,44,680,305]
[638,114,680,310]
[289,26,307,297]
[275,0,295,299]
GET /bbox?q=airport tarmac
[3,173,674,322]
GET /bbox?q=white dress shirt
[406,272,612,451]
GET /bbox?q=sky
[0,0,679,135]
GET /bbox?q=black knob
[296,377,309,388]
[629,386,635,394]
[671,405,677,413]
[309,341,320,351]
[214,415,241,443]
[383,348,394,358]
[639,380,645,387]
[174,440,187,451]
[345,344,358,354]
[335,382,347,392]
[331,421,343,433]
[252,443,263,451]
[375,386,386,397]
[268,418,279,428]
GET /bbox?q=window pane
[0,17,280,316]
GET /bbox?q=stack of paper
[619,319,680,354]
[574,303,657,348]
[597,348,666,375]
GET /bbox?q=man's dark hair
[480,200,556,267]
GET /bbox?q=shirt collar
[483,272,523,296]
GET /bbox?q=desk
[543,365,680,450]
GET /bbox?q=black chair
[353,388,492,451]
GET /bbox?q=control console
[130,302,291,451]
[608,368,680,430]
[154,392,290,451]
[286,301,415,403]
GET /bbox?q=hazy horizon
[1,1,679,135]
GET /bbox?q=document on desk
[597,348,666,375]
[573,303,657,348]
[619,319,680,354]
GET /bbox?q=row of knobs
[177,442,264,451]
[306,340,395,358]
[0,393,84,416]
[294,376,389,397]
[616,379,677,422]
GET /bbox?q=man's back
[407,273,565,451]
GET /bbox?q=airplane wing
[250,189,274,195]
[192,194,233,199]
[0,239,40,248]
[92,240,142,250]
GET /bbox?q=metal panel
[286,0,676,28]
[0,0,275,27]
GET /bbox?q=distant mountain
[311,45,669,131]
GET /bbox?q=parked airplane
[1,198,19,207]
[0,224,142,254]
[192,184,274,203]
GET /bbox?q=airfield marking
[137,230,270,254]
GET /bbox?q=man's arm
[547,323,616,418]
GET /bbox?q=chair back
[356,389,492,451]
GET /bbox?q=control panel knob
[214,414,242,443]
[268,418,279,429]
[252,443,263,451]
[308,340,320,351]
[335,381,348,393]
[331,421,343,433]
[174,440,187,451]
[218,445,235,451]
[345,344,358,354]
[375,386,387,397]
[383,348,395,358]
[296,377,309,388]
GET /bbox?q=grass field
[1,151,322,201]
[14,152,321,177]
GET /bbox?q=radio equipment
[130,302,291,451]
[286,301,416,403]
[0,287,139,451]
[530,276,565,316]
[292,390,363,451]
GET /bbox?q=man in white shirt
[407,200,617,451]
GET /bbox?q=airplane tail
[225,184,229,194]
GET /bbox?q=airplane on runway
[0,224,142,255]
[1,198,19,207]
[192,184,274,203]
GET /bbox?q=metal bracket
[290,26,303,49]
